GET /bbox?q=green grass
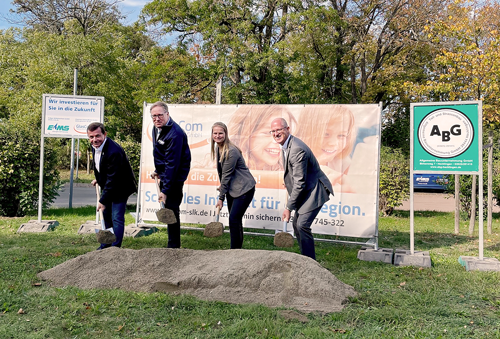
[1,207,500,338]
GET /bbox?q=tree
[403,0,500,126]
[10,0,123,35]
[143,0,303,104]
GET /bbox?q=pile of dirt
[38,248,357,313]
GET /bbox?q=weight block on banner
[357,247,394,264]
[17,220,59,233]
[458,256,500,272]
[124,225,159,238]
[393,249,432,267]
[78,221,99,234]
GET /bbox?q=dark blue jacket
[92,138,137,206]
[152,118,191,196]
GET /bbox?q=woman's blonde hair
[296,105,356,160]
[211,122,241,163]
[228,105,297,170]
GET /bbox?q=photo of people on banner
[139,104,380,239]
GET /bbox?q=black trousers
[226,187,255,249]
[162,182,184,248]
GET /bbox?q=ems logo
[417,108,474,158]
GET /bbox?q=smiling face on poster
[139,104,381,239]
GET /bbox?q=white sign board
[42,94,104,138]
[138,104,381,239]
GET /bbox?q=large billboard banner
[139,104,381,238]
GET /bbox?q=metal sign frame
[37,94,104,221]
[410,101,482,257]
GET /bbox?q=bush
[379,146,410,216]
[0,122,60,217]
[115,133,141,180]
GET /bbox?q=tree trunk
[350,54,357,104]
[487,131,493,234]
[469,175,477,236]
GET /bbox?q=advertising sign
[139,104,381,238]
[412,103,480,174]
[42,94,104,138]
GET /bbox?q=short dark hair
[87,122,106,134]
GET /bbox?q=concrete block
[458,256,500,272]
[17,220,59,233]
[78,221,99,234]
[124,225,159,238]
[393,249,432,267]
[357,247,394,264]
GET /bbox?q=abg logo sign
[417,108,474,158]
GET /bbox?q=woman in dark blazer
[211,122,256,249]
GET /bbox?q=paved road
[51,183,137,208]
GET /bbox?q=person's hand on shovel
[158,192,167,204]
[282,208,291,223]
[216,199,223,210]
[150,172,159,179]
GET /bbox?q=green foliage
[115,134,141,179]
[0,121,60,217]
[379,146,410,216]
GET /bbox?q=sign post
[402,101,490,269]
[37,94,104,222]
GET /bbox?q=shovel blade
[96,229,116,245]
[156,208,177,224]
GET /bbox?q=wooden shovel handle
[154,176,166,208]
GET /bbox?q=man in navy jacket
[87,122,137,250]
[150,101,191,248]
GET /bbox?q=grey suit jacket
[283,135,333,214]
[217,145,256,201]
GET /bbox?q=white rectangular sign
[139,104,381,238]
[42,94,104,138]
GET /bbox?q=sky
[0,0,151,30]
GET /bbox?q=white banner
[42,94,104,138]
[139,104,381,238]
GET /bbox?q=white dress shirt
[93,138,107,172]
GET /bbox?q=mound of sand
[38,248,357,313]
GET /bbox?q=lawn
[0,207,500,338]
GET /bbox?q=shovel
[94,184,116,245]
[204,205,224,237]
[154,176,177,224]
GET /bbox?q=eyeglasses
[269,127,287,135]
[151,113,166,120]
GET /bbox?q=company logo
[417,108,474,158]
[47,124,70,132]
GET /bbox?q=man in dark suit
[87,122,137,250]
[271,118,333,260]
[150,101,191,248]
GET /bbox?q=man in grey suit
[271,118,333,260]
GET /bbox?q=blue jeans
[99,199,127,249]
[226,187,255,249]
